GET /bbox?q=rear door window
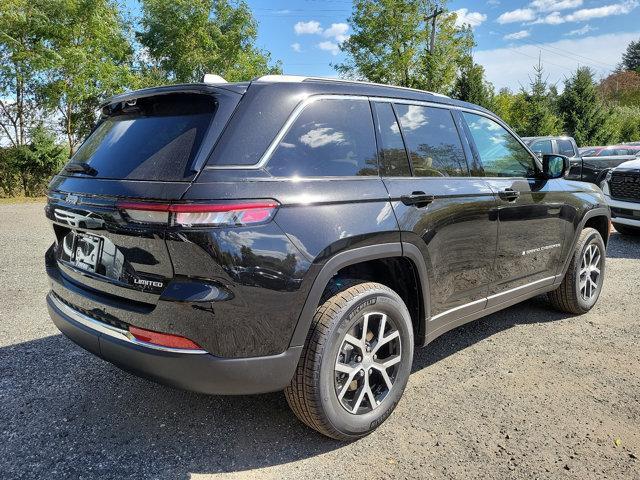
[372,102,411,177]
[265,98,378,177]
[557,139,576,157]
[530,140,553,155]
[69,93,223,182]
[394,104,468,177]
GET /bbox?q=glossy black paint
[47,293,302,395]
[45,78,610,394]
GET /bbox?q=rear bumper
[47,292,301,395]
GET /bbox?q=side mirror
[542,154,569,179]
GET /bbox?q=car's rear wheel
[284,281,414,440]
[548,227,606,314]
[613,223,640,236]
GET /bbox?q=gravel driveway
[0,201,638,479]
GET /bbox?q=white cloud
[564,24,597,35]
[487,0,501,6]
[497,8,536,24]
[294,20,322,35]
[504,29,531,40]
[295,21,349,45]
[395,105,428,132]
[291,42,302,53]
[318,41,340,56]
[529,0,638,24]
[323,23,350,42]
[475,31,640,92]
[564,1,638,21]
[453,9,487,28]
[532,11,566,24]
[300,127,345,148]
[530,0,583,12]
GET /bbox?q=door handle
[400,191,436,207]
[498,188,520,202]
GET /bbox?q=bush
[0,126,68,197]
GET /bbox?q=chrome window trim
[206,93,540,173]
[50,294,208,355]
[373,97,541,171]
[206,94,370,171]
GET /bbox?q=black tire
[548,227,606,314]
[613,223,640,236]
[284,281,414,440]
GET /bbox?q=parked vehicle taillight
[117,200,279,227]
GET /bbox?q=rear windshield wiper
[65,163,98,176]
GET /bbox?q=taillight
[117,200,279,227]
[128,326,203,350]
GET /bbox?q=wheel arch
[288,243,430,348]
[560,206,610,278]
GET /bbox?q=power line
[459,17,617,71]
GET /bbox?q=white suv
[601,158,640,235]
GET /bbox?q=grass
[0,196,46,205]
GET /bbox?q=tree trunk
[66,103,74,156]
[16,70,24,146]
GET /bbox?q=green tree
[504,92,532,135]
[453,61,495,109]
[0,0,56,147]
[559,67,617,146]
[138,0,281,83]
[611,105,640,142]
[492,63,561,137]
[3,125,67,196]
[336,0,474,94]
[522,60,562,137]
[37,0,135,154]
[618,38,640,73]
[492,88,516,122]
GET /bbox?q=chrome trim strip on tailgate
[49,294,207,355]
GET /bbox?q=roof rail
[305,77,450,98]
[251,74,449,98]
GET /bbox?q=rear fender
[288,242,430,348]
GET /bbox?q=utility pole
[425,5,444,54]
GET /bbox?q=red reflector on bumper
[128,326,203,350]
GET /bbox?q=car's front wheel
[284,281,414,440]
[548,227,606,314]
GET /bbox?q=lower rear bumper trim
[49,293,206,354]
[47,292,302,395]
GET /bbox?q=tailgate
[45,87,242,305]
[45,183,188,305]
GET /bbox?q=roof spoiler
[202,74,228,84]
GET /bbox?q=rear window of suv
[69,93,220,182]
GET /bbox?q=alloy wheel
[334,312,402,414]
[579,243,602,301]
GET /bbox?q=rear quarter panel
[178,175,400,355]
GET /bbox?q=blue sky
[127,0,640,91]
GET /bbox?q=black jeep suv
[45,75,610,440]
